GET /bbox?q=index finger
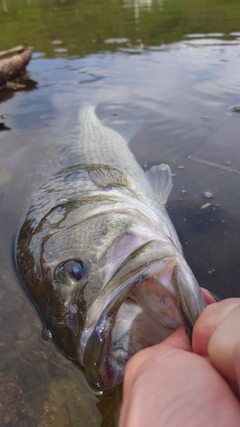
[193,298,240,356]
[201,287,217,305]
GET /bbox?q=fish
[17,106,206,390]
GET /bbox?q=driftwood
[0,45,24,58]
[0,49,32,88]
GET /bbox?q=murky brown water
[1,0,240,425]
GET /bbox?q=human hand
[119,291,240,427]
[193,294,240,386]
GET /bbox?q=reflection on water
[123,0,164,21]
[1,0,240,426]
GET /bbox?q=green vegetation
[1,0,240,57]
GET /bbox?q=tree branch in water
[0,45,25,58]
[0,50,32,89]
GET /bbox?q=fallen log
[0,50,32,88]
[0,45,24,58]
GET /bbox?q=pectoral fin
[89,165,130,188]
[145,164,173,205]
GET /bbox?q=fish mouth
[82,239,206,390]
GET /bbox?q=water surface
[1,0,240,425]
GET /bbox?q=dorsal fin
[102,115,141,143]
[89,165,130,188]
[145,164,173,205]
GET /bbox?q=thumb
[123,326,191,395]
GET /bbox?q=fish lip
[83,277,146,390]
[82,239,180,390]
[82,238,206,390]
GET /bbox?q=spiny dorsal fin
[102,115,141,144]
[89,165,130,188]
[145,164,173,205]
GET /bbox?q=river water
[1,0,240,425]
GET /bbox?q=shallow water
[1,0,240,425]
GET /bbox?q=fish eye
[56,259,85,284]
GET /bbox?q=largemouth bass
[17,106,206,390]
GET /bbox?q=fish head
[17,174,206,390]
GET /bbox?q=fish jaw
[81,239,206,390]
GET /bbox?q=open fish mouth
[82,239,205,390]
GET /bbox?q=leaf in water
[0,122,11,131]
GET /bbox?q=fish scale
[17,105,206,390]
[58,106,182,249]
